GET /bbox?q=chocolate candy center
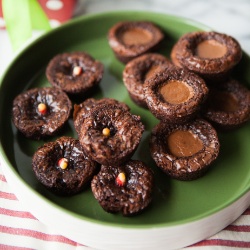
[195,39,227,59]
[167,130,203,157]
[160,80,193,104]
[121,28,153,45]
[210,91,239,112]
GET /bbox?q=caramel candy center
[209,91,239,112]
[160,80,193,104]
[167,130,203,157]
[196,39,227,59]
[121,28,153,45]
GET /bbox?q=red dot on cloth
[37,0,76,23]
[0,0,5,29]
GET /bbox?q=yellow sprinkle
[58,158,68,170]
[38,103,47,114]
[102,127,110,136]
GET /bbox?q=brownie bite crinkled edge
[144,66,208,124]
[73,97,130,136]
[202,78,250,130]
[46,51,104,95]
[150,119,220,181]
[91,160,154,216]
[12,87,72,140]
[108,21,164,63]
[32,136,98,195]
[123,53,172,108]
[170,31,242,82]
[79,103,144,165]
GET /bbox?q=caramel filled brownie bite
[91,160,154,216]
[108,21,164,63]
[150,119,220,181]
[46,51,104,95]
[79,104,144,165]
[123,53,172,108]
[144,66,208,124]
[73,98,130,135]
[32,136,98,195]
[12,87,72,140]
[171,31,242,82]
[202,79,250,130]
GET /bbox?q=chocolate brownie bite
[12,87,72,140]
[170,31,242,83]
[150,119,220,181]
[108,21,164,63]
[202,79,250,130]
[144,66,208,124]
[79,104,144,165]
[123,53,172,108]
[170,42,182,68]
[46,51,104,96]
[73,97,130,135]
[91,160,154,216]
[32,136,98,195]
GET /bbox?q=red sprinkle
[116,172,126,187]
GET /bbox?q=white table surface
[1,0,250,77]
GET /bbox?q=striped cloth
[0,165,249,249]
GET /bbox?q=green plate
[1,11,250,231]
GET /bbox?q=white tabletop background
[1,0,250,77]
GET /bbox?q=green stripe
[29,0,51,31]
[2,0,51,51]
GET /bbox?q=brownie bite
[32,136,98,195]
[144,66,208,124]
[12,87,72,140]
[79,103,144,165]
[73,98,130,135]
[91,160,154,216]
[46,51,104,96]
[108,21,164,63]
[170,31,242,83]
[150,119,220,181]
[202,79,250,130]
[123,53,172,108]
